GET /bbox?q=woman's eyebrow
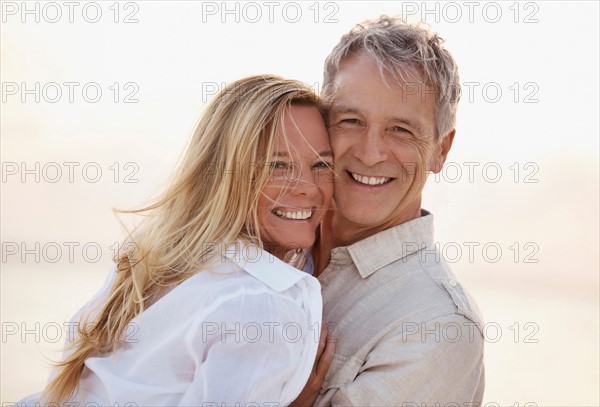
[274,151,334,157]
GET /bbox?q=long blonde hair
[42,75,324,404]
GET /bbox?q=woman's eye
[313,161,333,170]
[341,118,361,125]
[270,161,288,170]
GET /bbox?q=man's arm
[328,314,485,406]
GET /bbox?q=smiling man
[312,16,485,406]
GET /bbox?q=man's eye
[391,126,411,134]
[341,119,361,125]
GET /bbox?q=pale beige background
[1,1,599,405]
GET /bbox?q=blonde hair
[42,75,323,404]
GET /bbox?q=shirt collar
[343,209,435,279]
[223,242,310,292]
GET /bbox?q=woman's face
[257,105,334,260]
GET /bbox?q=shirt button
[448,279,458,288]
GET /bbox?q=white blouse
[19,244,322,406]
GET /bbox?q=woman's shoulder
[177,244,322,318]
[111,243,322,329]
[195,241,316,283]
[219,242,320,294]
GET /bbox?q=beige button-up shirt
[315,210,485,406]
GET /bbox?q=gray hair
[323,16,460,141]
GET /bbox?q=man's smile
[348,171,393,186]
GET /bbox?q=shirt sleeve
[178,290,315,406]
[330,314,485,406]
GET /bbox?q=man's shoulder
[368,212,483,329]
[418,254,484,330]
[323,212,484,335]
[363,240,484,334]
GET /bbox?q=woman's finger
[315,333,336,379]
[314,323,328,362]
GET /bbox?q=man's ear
[429,129,455,174]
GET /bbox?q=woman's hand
[290,323,336,407]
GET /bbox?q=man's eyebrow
[330,105,361,114]
[332,104,426,134]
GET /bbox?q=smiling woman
[258,105,334,260]
[16,75,334,406]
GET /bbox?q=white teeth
[274,209,312,220]
[351,173,391,185]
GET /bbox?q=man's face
[327,53,453,237]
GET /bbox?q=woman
[19,75,334,405]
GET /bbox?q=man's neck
[315,205,423,276]
[314,209,335,277]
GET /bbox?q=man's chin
[336,206,391,229]
[334,200,423,232]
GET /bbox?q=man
[298,16,485,406]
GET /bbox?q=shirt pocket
[322,352,363,390]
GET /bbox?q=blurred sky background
[1,0,599,405]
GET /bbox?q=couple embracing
[20,16,484,407]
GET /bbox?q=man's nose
[353,125,388,166]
